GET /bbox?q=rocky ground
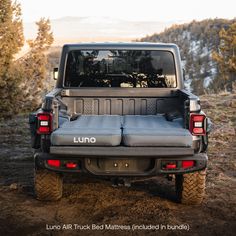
[0,93,235,236]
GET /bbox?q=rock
[9,183,18,190]
[222,99,236,108]
[231,100,236,108]
[213,124,235,136]
[222,100,232,107]
[201,100,212,109]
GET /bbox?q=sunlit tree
[0,0,24,117]
[21,18,54,110]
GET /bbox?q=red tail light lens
[47,159,60,168]
[66,162,77,168]
[162,161,177,170]
[182,160,194,169]
[190,114,206,135]
[37,112,52,134]
[166,163,177,169]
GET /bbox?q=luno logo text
[73,137,96,143]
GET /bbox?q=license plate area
[85,158,155,175]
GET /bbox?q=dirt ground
[0,93,236,236]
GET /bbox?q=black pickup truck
[29,43,211,204]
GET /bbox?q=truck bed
[50,114,192,147]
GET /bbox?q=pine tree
[0,0,24,118]
[21,18,54,110]
[212,23,236,91]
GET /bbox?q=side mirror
[53,68,58,80]
[182,68,186,81]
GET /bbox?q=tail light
[37,112,52,134]
[166,163,177,169]
[190,114,206,135]
[161,160,195,171]
[47,159,60,168]
[66,162,77,168]
[162,161,177,170]
[182,160,195,169]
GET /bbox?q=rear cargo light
[37,112,52,134]
[190,114,206,135]
[47,159,60,168]
[182,160,194,169]
[66,162,77,168]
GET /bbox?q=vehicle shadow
[130,176,178,203]
[63,174,178,203]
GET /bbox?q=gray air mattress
[51,115,122,146]
[122,115,192,147]
[51,114,192,147]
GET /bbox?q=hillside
[139,19,236,94]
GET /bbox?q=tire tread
[176,169,206,205]
[35,169,62,201]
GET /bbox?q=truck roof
[62,42,179,51]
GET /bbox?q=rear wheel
[175,169,206,205]
[34,169,63,201]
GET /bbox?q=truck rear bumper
[50,146,194,157]
[34,146,207,176]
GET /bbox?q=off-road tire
[175,169,206,205]
[34,169,63,201]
